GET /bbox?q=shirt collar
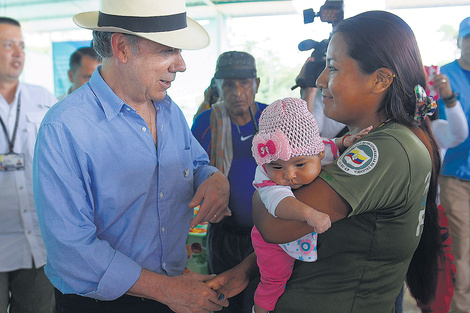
[89,65,173,120]
[88,66,126,121]
[155,94,172,113]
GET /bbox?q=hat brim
[73,11,210,50]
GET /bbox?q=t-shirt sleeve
[253,165,294,217]
[321,137,339,167]
[319,132,411,217]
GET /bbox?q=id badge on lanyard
[0,153,25,171]
[0,92,24,171]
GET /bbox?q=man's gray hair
[92,31,142,59]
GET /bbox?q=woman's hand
[205,253,258,301]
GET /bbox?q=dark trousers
[207,220,260,313]
[54,288,173,313]
[0,266,55,313]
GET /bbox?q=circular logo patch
[337,141,378,175]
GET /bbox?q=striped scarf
[210,101,233,175]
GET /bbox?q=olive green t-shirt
[274,122,431,313]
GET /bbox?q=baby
[251,97,371,313]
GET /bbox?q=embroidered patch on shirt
[337,141,378,175]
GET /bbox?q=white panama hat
[73,0,210,50]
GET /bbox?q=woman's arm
[206,177,351,301]
[205,253,258,300]
[253,177,351,244]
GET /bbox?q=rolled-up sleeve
[33,123,141,300]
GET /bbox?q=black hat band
[98,11,187,32]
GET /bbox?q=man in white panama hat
[33,0,230,312]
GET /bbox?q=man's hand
[189,172,230,228]
[128,270,229,313]
[164,273,229,313]
[432,73,456,107]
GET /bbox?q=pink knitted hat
[252,97,324,166]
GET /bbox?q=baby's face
[264,155,322,189]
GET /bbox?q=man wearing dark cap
[33,0,230,312]
[192,51,268,313]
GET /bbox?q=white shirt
[0,82,56,271]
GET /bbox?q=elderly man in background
[192,51,268,313]
[0,16,57,313]
[33,1,230,312]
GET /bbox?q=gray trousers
[0,266,55,313]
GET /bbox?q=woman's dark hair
[333,11,442,305]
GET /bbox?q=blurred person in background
[437,15,470,313]
[57,46,101,101]
[295,57,347,139]
[194,76,219,120]
[0,16,57,313]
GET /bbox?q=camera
[293,0,344,89]
[210,77,219,104]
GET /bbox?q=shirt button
[126,108,131,111]
[142,127,147,132]
[19,186,24,190]
[163,262,166,268]
[160,192,163,199]
[162,227,165,232]
[23,209,27,213]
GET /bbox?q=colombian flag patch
[338,141,378,175]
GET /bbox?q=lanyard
[0,92,21,153]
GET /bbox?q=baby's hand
[306,210,331,234]
[343,125,373,147]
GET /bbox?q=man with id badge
[0,17,57,313]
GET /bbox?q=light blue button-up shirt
[33,67,217,300]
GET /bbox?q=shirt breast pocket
[177,147,195,196]
[25,112,45,137]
